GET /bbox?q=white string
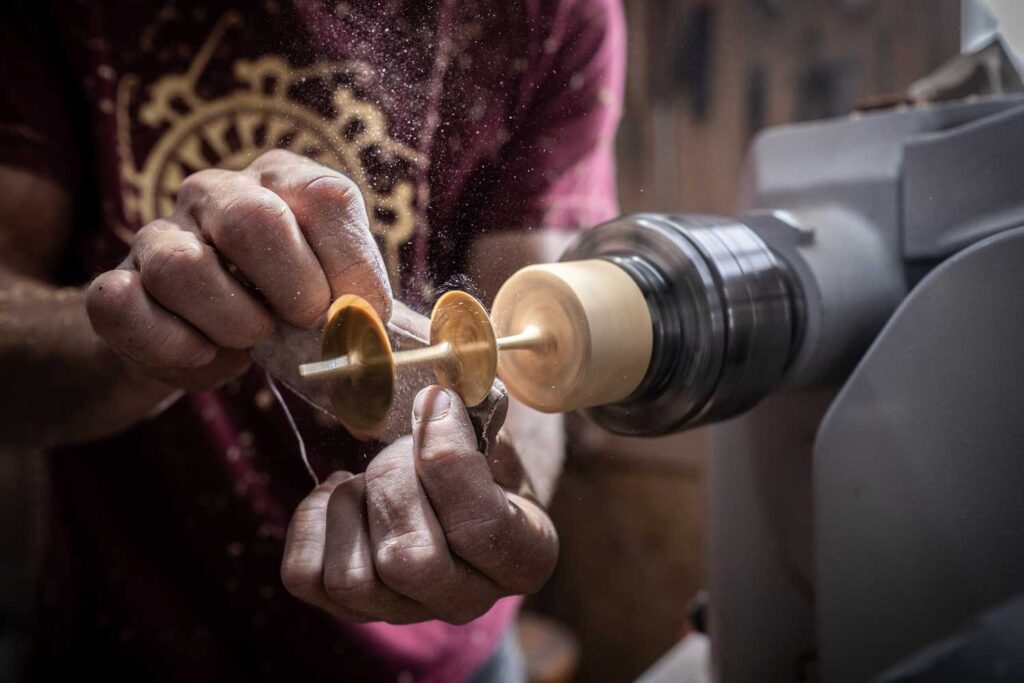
[264,369,319,486]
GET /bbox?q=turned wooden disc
[429,291,498,407]
[321,294,394,438]
[491,260,653,413]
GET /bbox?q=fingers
[283,391,557,624]
[252,150,392,320]
[179,168,330,328]
[90,150,393,395]
[362,438,503,623]
[285,456,502,625]
[132,220,273,349]
[411,387,558,595]
[86,269,217,369]
[281,472,371,623]
[321,473,432,624]
[174,150,393,326]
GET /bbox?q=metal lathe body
[562,89,1024,683]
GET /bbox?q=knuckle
[304,173,363,208]
[131,221,163,246]
[362,449,410,497]
[325,253,381,294]
[86,270,136,332]
[510,539,559,596]
[178,169,225,206]
[324,478,362,514]
[295,492,329,519]
[140,240,206,292]
[218,191,290,244]
[86,270,213,369]
[280,557,321,599]
[159,329,213,369]
[322,565,376,607]
[423,442,468,464]
[363,453,405,489]
[222,311,273,350]
[446,513,508,554]
[324,473,359,499]
[293,477,340,519]
[372,533,445,594]
[288,289,330,329]
[301,173,371,247]
[247,309,276,342]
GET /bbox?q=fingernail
[413,387,451,423]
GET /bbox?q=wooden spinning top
[301,259,655,429]
[301,291,504,435]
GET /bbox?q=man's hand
[280,386,559,624]
[86,149,391,390]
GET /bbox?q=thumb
[411,386,479,462]
[410,385,557,593]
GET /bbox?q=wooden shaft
[300,327,548,381]
[298,354,364,378]
[300,342,455,379]
[393,342,455,368]
[496,326,547,352]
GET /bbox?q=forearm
[0,270,177,448]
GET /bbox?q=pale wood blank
[492,259,653,413]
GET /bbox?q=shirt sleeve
[477,0,626,233]
[0,5,81,189]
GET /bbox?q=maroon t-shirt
[1,1,623,681]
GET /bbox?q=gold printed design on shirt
[116,12,420,285]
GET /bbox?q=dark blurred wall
[533,1,960,681]
[618,0,960,215]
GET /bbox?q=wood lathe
[298,212,801,440]
[298,258,662,436]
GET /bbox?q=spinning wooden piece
[428,291,499,407]
[300,259,655,427]
[491,260,653,413]
[299,291,527,432]
[316,294,394,437]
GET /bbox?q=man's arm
[1,148,394,450]
[0,166,177,448]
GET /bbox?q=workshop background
[0,0,961,681]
